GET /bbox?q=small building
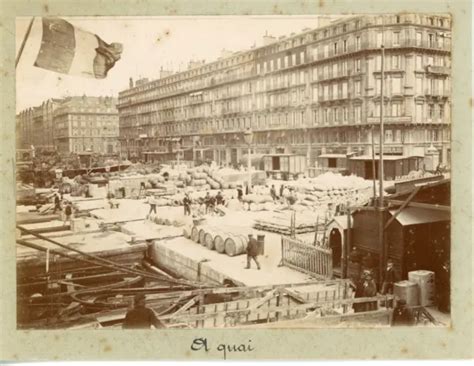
[262,153,307,180]
[348,155,424,181]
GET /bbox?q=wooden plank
[170,296,199,318]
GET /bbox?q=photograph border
[1,0,472,361]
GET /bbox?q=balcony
[366,116,412,124]
[426,65,450,75]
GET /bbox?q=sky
[15,15,345,112]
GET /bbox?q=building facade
[16,96,119,155]
[117,13,451,169]
[16,99,62,151]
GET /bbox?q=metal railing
[281,236,333,279]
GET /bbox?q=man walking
[147,195,157,217]
[122,294,165,329]
[183,193,192,216]
[63,202,72,225]
[270,185,277,201]
[245,234,261,270]
[53,193,61,214]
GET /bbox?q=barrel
[183,226,191,239]
[203,228,221,250]
[198,228,206,245]
[408,270,435,306]
[224,234,248,257]
[214,232,227,253]
[394,280,419,306]
[191,226,200,242]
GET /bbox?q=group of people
[52,193,73,225]
[182,191,226,216]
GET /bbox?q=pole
[378,44,386,284]
[370,126,377,205]
[248,145,252,192]
[343,202,351,279]
[15,17,35,68]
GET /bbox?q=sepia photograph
[14,13,452,331]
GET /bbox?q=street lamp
[243,128,253,192]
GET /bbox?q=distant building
[117,14,451,169]
[16,99,62,151]
[16,96,119,155]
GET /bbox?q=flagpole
[15,17,35,69]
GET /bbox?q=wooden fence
[281,236,333,279]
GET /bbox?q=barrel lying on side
[198,228,206,245]
[214,232,227,253]
[191,226,200,242]
[224,234,248,257]
[203,227,220,250]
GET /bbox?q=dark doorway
[328,158,337,168]
[272,156,280,170]
[365,160,378,180]
[330,229,342,269]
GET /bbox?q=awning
[350,155,424,161]
[318,154,347,159]
[389,207,450,226]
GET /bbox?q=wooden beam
[166,295,394,323]
[387,200,450,212]
[384,186,421,230]
[250,289,277,310]
[279,288,308,304]
[169,296,199,318]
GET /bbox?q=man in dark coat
[123,294,165,329]
[237,186,243,201]
[381,259,396,295]
[245,234,261,270]
[53,193,61,213]
[183,193,192,216]
[215,191,224,206]
[270,185,278,201]
[361,270,378,311]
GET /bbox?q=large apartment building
[117,13,451,169]
[16,96,119,155]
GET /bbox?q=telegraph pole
[378,44,386,283]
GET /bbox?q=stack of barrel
[184,224,249,257]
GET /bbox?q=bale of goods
[198,228,206,245]
[249,202,259,211]
[408,270,435,307]
[191,226,200,242]
[192,172,208,180]
[394,280,419,306]
[224,234,248,256]
[214,232,227,253]
[191,179,207,186]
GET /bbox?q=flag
[34,17,123,79]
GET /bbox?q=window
[416,76,423,94]
[439,19,444,27]
[292,53,296,65]
[396,15,401,23]
[393,32,400,46]
[354,105,361,123]
[277,58,281,69]
[429,17,434,26]
[416,55,423,69]
[416,32,422,46]
[429,104,435,119]
[385,129,393,142]
[354,80,361,95]
[334,42,338,54]
[284,56,289,68]
[429,34,434,47]
[377,32,383,47]
[343,107,348,122]
[355,58,361,72]
[392,55,401,69]
[324,44,329,58]
[343,40,347,52]
[343,24,347,32]
[392,76,402,94]
[300,51,305,63]
[332,84,338,99]
[391,102,401,116]
[439,104,445,119]
[342,82,348,98]
[332,63,337,77]
[416,103,423,122]
[355,20,361,29]
[356,36,361,50]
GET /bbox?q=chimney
[160,67,173,79]
[129,77,134,88]
[263,31,276,46]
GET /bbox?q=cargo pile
[254,211,323,235]
[184,224,249,257]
